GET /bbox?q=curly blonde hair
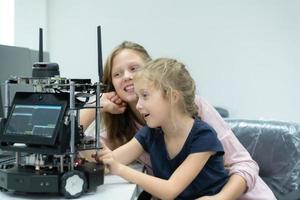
[134,58,198,118]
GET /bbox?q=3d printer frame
[0,78,105,198]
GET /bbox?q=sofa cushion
[225,119,300,199]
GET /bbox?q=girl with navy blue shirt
[96,58,229,199]
[135,118,228,199]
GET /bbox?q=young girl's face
[111,49,145,103]
[135,82,171,128]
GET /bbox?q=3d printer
[0,27,105,198]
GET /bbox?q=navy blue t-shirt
[135,117,229,199]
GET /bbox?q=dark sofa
[226,119,300,200]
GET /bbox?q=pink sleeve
[195,96,259,191]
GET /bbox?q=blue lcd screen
[5,104,62,138]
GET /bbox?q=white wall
[17,0,300,122]
[14,0,48,51]
[0,0,15,46]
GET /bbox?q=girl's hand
[92,142,123,175]
[101,92,127,114]
[101,152,124,175]
[91,140,112,163]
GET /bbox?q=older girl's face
[111,49,145,103]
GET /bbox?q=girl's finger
[120,102,127,107]
[96,150,110,158]
[110,95,120,103]
[106,92,117,100]
[100,140,109,150]
[102,157,111,165]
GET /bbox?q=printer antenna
[39,28,43,62]
[97,26,103,82]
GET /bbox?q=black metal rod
[39,28,43,62]
[97,26,103,82]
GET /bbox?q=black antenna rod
[39,28,43,62]
[97,26,103,82]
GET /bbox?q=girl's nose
[124,70,133,81]
[136,99,142,110]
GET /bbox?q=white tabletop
[0,173,138,200]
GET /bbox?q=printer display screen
[5,104,62,138]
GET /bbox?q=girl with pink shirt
[80,41,276,200]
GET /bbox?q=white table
[0,173,139,200]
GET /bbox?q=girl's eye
[131,65,140,71]
[142,93,148,99]
[113,73,120,77]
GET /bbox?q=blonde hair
[134,58,198,118]
[102,41,151,149]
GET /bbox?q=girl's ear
[171,89,181,104]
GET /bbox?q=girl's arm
[196,174,246,200]
[214,174,246,199]
[102,143,214,200]
[80,108,96,131]
[82,131,142,164]
[196,96,258,194]
[111,138,145,165]
[80,91,126,131]
[97,138,144,165]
